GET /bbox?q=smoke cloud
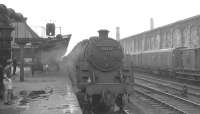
[39,47,66,65]
[61,39,89,88]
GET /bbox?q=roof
[121,14,200,40]
[11,22,40,39]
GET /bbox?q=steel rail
[135,83,200,114]
[135,88,187,114]
[135,76,200,99]
[134,73,200,95]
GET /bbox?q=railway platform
[0,70,82,114]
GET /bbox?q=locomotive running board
[95,83,121,85]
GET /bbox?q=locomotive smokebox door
[85,30,123,72]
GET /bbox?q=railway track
[134,73,200,98]
[134,89,186,114]
[135,80,200,107]
[134,69,200,86]
[135,76,200,99]
[134,83,200,114]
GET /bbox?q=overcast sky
[2,0,200,55]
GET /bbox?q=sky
[2,0,200,55]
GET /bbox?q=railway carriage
[120,15,200,83]
[141,49,174,73]
[181,48,200,72]
[131,53,142,68]
[121,46,200,82]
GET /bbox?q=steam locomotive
[74,30,134,114]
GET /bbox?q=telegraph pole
[116,27,120,41]
[150,18,154,30]
[59,27,62,34]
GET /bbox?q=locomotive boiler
[74,30,134,114]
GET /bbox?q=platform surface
[0,71,82,114]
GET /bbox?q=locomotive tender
[74,30,134,114]
[120,15,200,83]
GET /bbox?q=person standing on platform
[3,75,13,105]
[4,59,12,78]
[3,60,13,105]
[12,58,17,76]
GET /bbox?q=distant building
[11,22,40,62]
[11,22,40,47]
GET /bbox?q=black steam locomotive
[75,30,134,114]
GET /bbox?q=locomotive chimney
[98,29,109,39]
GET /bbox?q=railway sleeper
[177,72,200,79]
[134,67,200,85]
[176,72,200,84]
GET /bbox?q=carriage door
[173,48,184,71]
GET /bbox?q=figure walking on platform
[12,57,17,76]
